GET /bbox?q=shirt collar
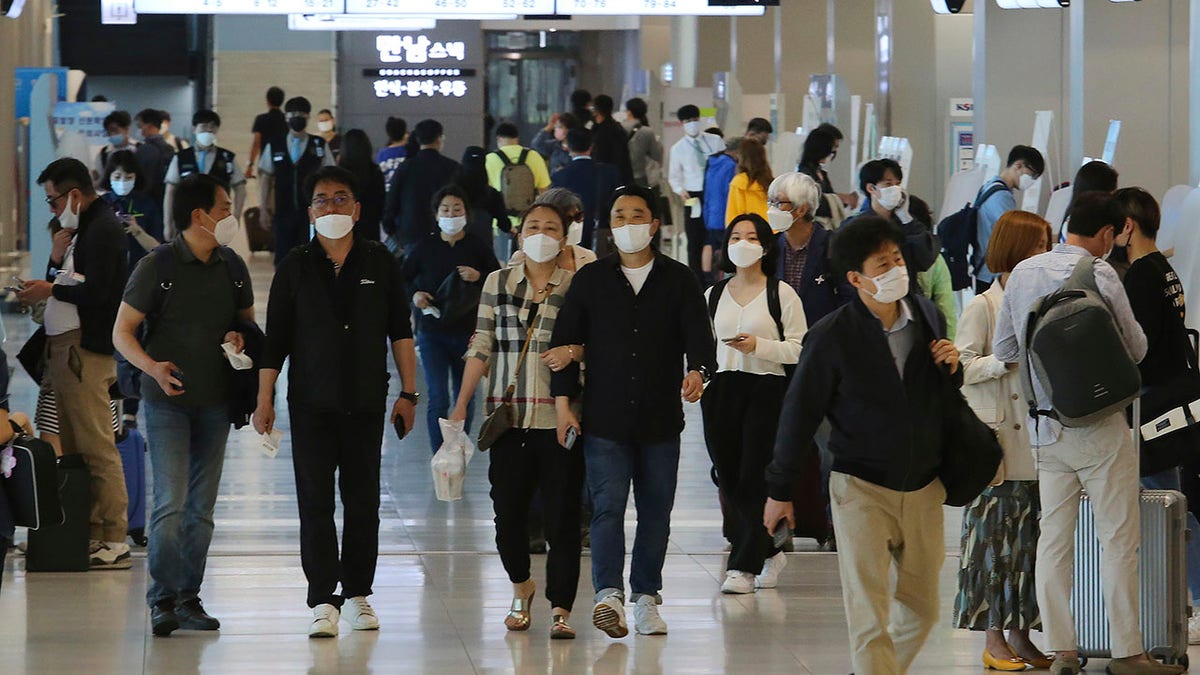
[868,297,914,335]
[506,263,569,296]
[1054,243,1092,257]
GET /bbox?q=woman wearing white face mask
[100,150,163,269]
[449,203,586,640]
[701,213,807,595]
[402,185,501,453]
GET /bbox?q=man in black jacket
[134,108,176,208]
[589,95,634,185]
[763,216,960,675]
[550,128,619,251]
[382,119,460,255]
[22,158,130,569]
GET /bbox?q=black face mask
[288,116,307,132]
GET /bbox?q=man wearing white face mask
[668,104,724,282]
[255,166,419,638]
[974,145,1046,295]
[551,185,716,638]
[764,216,961,674]
[163,110,247,240]
[113,173,256,636]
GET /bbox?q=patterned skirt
[953,480,1043,631]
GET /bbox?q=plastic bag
[431,418,475,501]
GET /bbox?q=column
[670,15,698,89]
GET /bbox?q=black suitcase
[4,436,61,530]
[26,454,91,572]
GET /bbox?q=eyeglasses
[311,195,354,209]
[44,191,72,206]
[767,200,794,210]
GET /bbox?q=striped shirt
[466,265,576,430]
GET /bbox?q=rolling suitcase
[3,436,61,530]
[26,454,91,572]
[116,428,146,536]
[1071,399,1190,668]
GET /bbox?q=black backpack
[937,181,1008,291]
[706,276,795,378]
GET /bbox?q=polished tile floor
[1,253,1195,674]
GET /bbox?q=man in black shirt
[254,166,418,638]
[247,86,286,180]
[134,108,176,209]
[383,119,460,254]
[589,95,634,185]
[551,185,715,639]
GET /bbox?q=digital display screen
[345,0,552,14]
[134,0,345,14]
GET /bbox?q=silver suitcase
[1071,399,1191,668]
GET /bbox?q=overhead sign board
[556,0,765,14]
[134,0,346,14]
[346,0,553,13]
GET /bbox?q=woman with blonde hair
[725,138,772,221]
[952,209,1055,670]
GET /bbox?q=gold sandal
[550,614,576,640]
[504,588,535,631]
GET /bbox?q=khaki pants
[830,472,946,675]
[47,330,126,542]
[1035,413,1143,658]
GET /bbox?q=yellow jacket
[726,172,768,221]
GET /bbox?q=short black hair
[831,215,905,276]
[593,95,614,116]
[135,108,164,129]
[706,127,724,138]
[570,89,592,110]
[172,173,225,231]
[608,184,658,222]
[305,166,360,203]
[858,158,903,194]
[414,119,443,146]
[721,213,780,275]
[103,110,131,133]
[815,123,844,140]
[1112,187,1161,240]
[385,116,408,143]
[520,202,570,231]
[1007,145,1045,176]
[192,109,221,128]
[102,149,143,193]
[37,158,95,197]
[284,97,312,114]
[677,104,700,121]
[1066,191,1123,238]
[746,117,773,135]
[431,183,471,216]
[799,126,839,169]
[1073,160,1119,195]
[159,110,172,122]
[267,86,285,107]
[565,128,592,154]
[495,122,520,140]
[625,97,648,125]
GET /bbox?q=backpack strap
[517,148,529,166]
[495,150,513,167]
[142,244,179,344]
[975,181,1009,209]
[216,245,250,292]
[707,277,732,321]
[766,276,785,341]
[1065,256,1101,294]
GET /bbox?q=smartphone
[771,520,792,549]
[170,369,184,391]
[393,414,407,440]
[564,426,579,450]
[721,336,745,344]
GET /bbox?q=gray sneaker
[632,596,667,635]
[591,593,628,638]
[89,541,132,570]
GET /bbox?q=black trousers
[489,428,585,611]
[290,408,385,608]
[684,190,707,284]
[700,371,787,574]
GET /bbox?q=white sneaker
[89,540,132,570]
[591,593,628,638]
[720,570,755,594]
[342,596,379,631]
[632,596,667,635]
[309,604,340,638]
[1189,613,1200,645]
[756,551,788,589]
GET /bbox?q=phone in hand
[721,336,746,344]
[564,426,579,450]
[170,369,184,391]
[771,520,792,549]
[393,414,407,440]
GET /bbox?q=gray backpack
[1020,256,1141,428]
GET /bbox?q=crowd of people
[0,83,1196,675]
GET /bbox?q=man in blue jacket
[701,138,739,281]
[764,216,960,675]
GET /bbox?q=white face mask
[875,185,904,211]
[683,121,701,137]
[726,240,764,269]
[863,265,909,304]
[110,179,135,197]
[314,213,354,240]
[195,131,217,148]
[438,215,467,236]
[204,213,239,246]
[766,205,794,234]
[613,222,653,254]
[58,193,80,231]
[1018,172,1038,191]
[522,232,563,264]
[317,120,334,133]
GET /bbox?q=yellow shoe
[984,649,1030,671]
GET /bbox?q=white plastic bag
[431,418,474,501]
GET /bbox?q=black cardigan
[765,294,962,499]
[47,198,127,355]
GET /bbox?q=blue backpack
[937,182,1008,291]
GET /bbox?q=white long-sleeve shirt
[668,133,723,194]
[706,280,807,377]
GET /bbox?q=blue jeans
[585,435,681,603]
[1142,468,1200,603]
[144,400,231,608]
[417,330,474,452]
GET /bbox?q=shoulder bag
[477,302,540,451]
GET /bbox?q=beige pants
[830,472,946,675]
[47,330,127,542]
[1035,413,1143,657]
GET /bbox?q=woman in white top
[952,210,1054,671]
[701,212,807,595]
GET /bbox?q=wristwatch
[399,391,421,404]
[696,366,712,385]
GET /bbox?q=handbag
[477,305,540,451]
[3,434,62,530]
[1135,328,1200,476]
[940,351,1005,507]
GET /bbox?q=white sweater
[705,280,807,377]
